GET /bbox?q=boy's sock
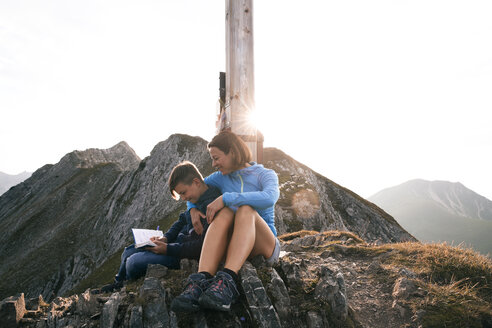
[199,271,213,280]
[223,268,239,285]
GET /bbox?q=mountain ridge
[0,171,32,196]
[369,179,492,256]
[370,179,492,221]
[1,137,491,327]
[0,134,414,303]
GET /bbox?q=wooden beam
[225,0,262,162]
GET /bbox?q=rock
[306,311,324,328]
[179,259,199,273]
[239,262,281,328]
[367,260,382,273]
[314,267,348,321]
[129,305,143,328]
[139,277,169,328]
[279,259,303,290]
[291,235,317,247]
[100,292,122,328]
[399,268,417,279]
[26,295,47,311]
[265,268,291,322]
[145,264,169,279]
[76,289,100,316]
[392,277,417,300]
[0,293,26,328]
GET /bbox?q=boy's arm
[163,212,187,243]
[222,169,279,209]
[166,222,209,259]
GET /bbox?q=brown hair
[168,161,205,199]
[208,130,252,170]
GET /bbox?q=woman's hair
[208,130,252,169]
[168,161,204,199]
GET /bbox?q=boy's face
[173,179,202,203]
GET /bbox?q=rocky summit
[3,231,492,327]
[3,134,490,327]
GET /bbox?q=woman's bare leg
[198,207,234,275]
[223,205,276,273]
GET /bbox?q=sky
[1,0,491,200]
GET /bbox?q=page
[132,228,164,248]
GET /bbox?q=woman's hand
[147,239,167,254]
[206,196,225,224]
[190,208,206,235]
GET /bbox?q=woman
[171,131,280,312]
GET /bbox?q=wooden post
[224,0,262,162]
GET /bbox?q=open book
[132,228,164,248]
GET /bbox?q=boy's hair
[208,130,252,170]
[168,161,205,199]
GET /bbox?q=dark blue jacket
[164,185,221,259]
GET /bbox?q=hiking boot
[171,273,210,312]
[91,280,124,294]
[198,271,239,311]
[101,280,124,293]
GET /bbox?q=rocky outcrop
[0,134,414,303]
[1,235,361,328]
[3,231,492,328]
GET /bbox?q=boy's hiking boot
[171,273,210,312]
[91,280,124,294]
[198,271,239,311]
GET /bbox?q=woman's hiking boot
[171,273,210,312]
[198,271,239,311]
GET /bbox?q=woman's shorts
[265,238,281,267]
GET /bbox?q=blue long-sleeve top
[164,185,221,259]
[187,162,280,236]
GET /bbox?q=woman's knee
[235,206,258,226]
[236,205,255,216]
[212,207,234,227]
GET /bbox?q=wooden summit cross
[217,0,263,163]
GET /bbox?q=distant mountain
[0,134,414,302]
[369,179,492,256]
[0,171,32,195]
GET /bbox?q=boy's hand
[148,240,167,255]
[206,196,225,224]
[150,236,167,243]
[190,208,206,235]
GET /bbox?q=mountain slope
[0,171,31,195]
[369,179,492,256]
[0,135,414,302]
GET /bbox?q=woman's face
[209,146,235,175]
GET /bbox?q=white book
[132,228,163,248]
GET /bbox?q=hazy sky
[1,0,491,200]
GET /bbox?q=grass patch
[365,241,492,326]
[416,278,492,328]
[381,242,492,297]
[69,249,123,295]
[279,230,319,241]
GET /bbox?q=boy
[97,161,221,293]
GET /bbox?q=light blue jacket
[188,162,279,236]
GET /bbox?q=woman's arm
[222,169,279,209]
